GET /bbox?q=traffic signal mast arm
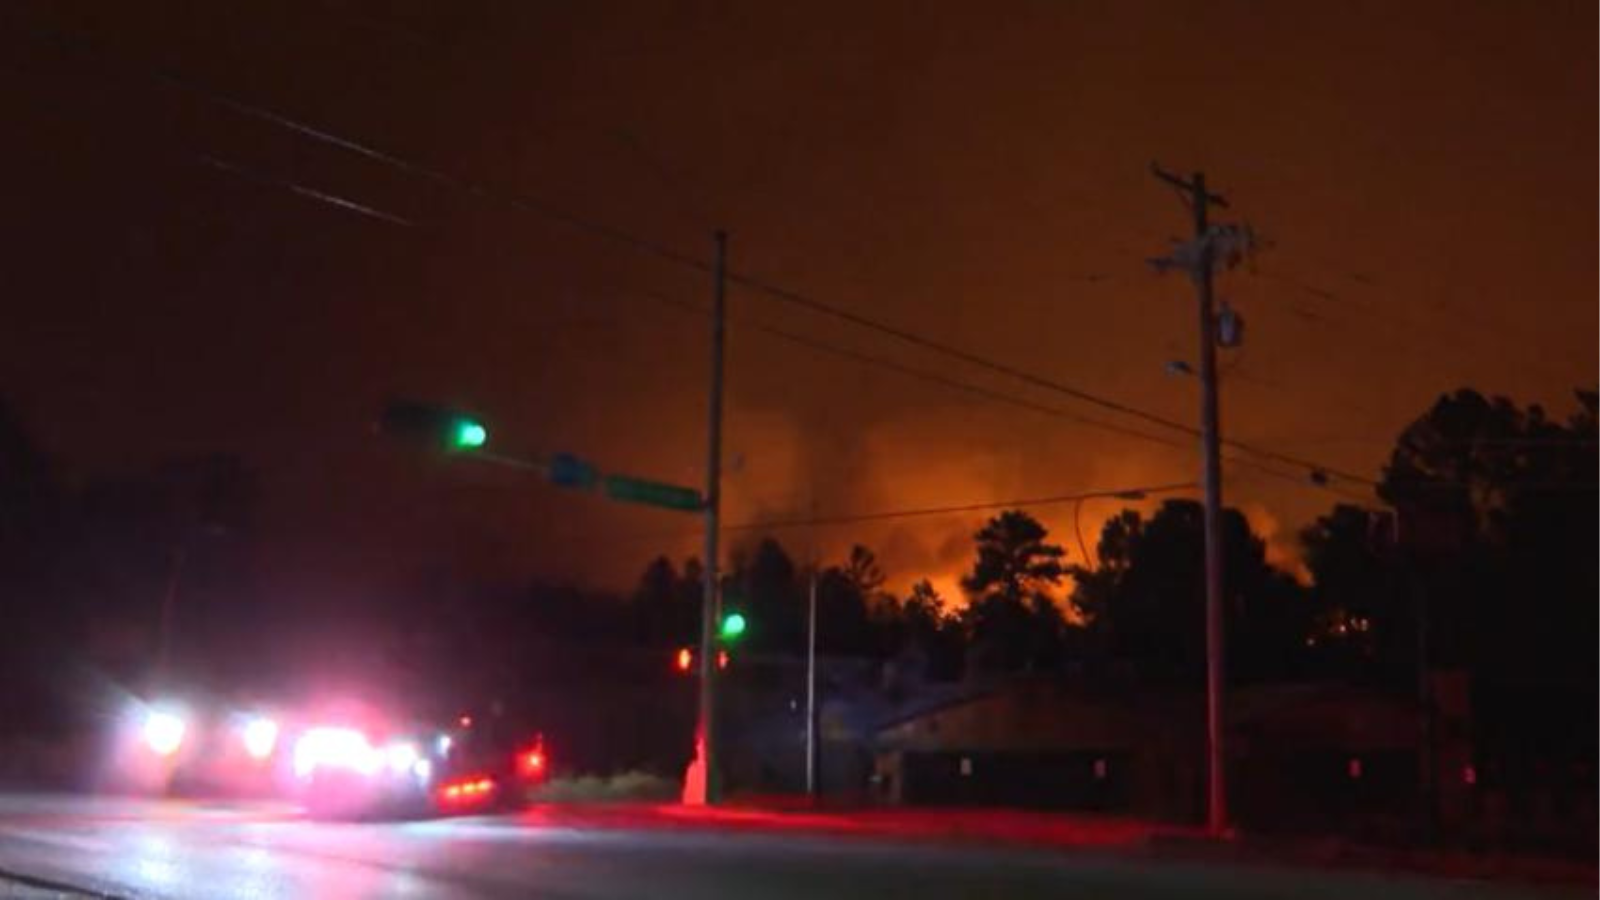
[377,401,703,512]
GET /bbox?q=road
[0,795,1584,899]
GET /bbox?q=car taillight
[440,776,495,803]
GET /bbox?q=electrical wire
[623,288,1360,497]
[14,23,1384,489]
[21,23,1588,497]
[724,482,1198,532]
[540,479,1200,547]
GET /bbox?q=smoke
[711,398,1198,609]
[1241,501,1312,585]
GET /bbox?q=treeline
[509,388,1597,696]
[462,388,1595,774]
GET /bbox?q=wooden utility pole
[697,229,729,805]
[1151,163,1230,837]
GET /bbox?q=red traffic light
[675,647,729,672]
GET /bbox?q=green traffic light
[720,612,747,640]
[451,419,488,449]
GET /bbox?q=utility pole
[1389,507,1438,844]
[805,566,819,800]
[697,229,729,805]
[1150,164,1230,837]
[155,543,187,680]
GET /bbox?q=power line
[196,153,415,226]
[544,480,1200,547]
[40,23,1583,500]
[726,482,1197,532]
[1253,266,1589,385]
[19,32,1360,510]
[17,24,1384,491]
[630,290,1198,453]
[623,288,1361,498]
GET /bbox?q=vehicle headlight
[293,727,377,778]
[385,741,419,775]
[143,710,186,757]
[241,716,279,760]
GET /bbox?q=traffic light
[450,418,488,450]
[674,647,730,672]
[719,612,746,641]
[379,401,489,453]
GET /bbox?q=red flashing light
[527,751,545,771]
[675,647,693,672]
[444,785,462,800]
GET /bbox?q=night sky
[3,1,1594,632]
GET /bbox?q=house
[870,675,1475,835]
[872,679,1203,819]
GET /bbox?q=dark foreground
[0,794,1585,899]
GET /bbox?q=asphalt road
[0,795,1584,899]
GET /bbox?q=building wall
[873,685,1202,820]
[872,681,1475,833]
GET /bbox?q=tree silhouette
[960,510,1068,673]
[1071,500,1311,684]
[734,538,804,652]
[898,578,963,681]
[1299,504,1410,683]
[1377,388,1598,684]
[628,555,700,648]
[816,550,879,657]
[840,544,887,601]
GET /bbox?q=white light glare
[143,710,186,757]
[385,741,419,775]
[241,716,279,760]
[293,727,377,778]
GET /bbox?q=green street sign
[601,474,703,512]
